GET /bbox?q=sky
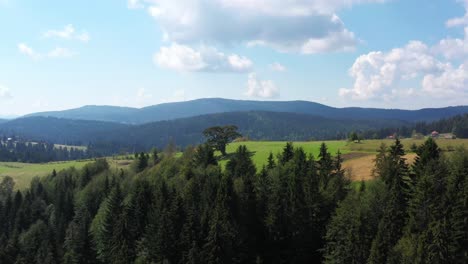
[0,0,467,116]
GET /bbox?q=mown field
[2,138,467,190]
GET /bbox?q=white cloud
[43,24,90,43]
[340,41,450,100]
[18,43,74,59]
[143,0,385,54]
[301,27,356,54]
[154,43,253,72]
[270,62,287,72]
[422,63,468,98]
[446,0,468,27]
[341,5,468,104]
[434,27,468,59]
[245,73,279,98]
[216,0,386,15]
[18,43,41,59]
[0,85,12,100]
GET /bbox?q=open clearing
[2,138,467,189]
[0,158,132,190]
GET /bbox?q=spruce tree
[368,139,409,264]
[63,206,97,264]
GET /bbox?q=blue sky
[0,0,467,116]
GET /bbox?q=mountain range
[25,98,468,124]
[0,111,410,150]
[0,98,466,152]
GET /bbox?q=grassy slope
[0,159,132,190]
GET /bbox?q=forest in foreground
[0,138,466,263]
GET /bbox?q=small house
[431,131,439,138]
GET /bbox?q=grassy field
[221,138,468,180]
[0,158,132,190]
[219,141,350,167]
[2,138,467,190]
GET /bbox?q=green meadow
[219,140,350,168]
[2,138,467,190]
[0,158,132,190]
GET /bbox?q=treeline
[324,138,468,263]
[0,139,466,263]
[0,140,88,163]
[0,112,409,153]
[0,142,349,263]
[362,113,468,139]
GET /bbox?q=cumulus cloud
[341,10,468,103]
[43,24,90,43]
[18,43,74,59]
[0,85,12,100]
[270,62,287,72]
[245,73,279,98]
[339,41,449,100]
[154,43,253,72]
[446,0,468,27]
[422,63,468,98]
[143,0,384,54]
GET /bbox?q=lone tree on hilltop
[203,125,241,156]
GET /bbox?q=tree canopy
[203,125,241,155]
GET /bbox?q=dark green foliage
[0,139,466,264]
[63,206,97,264]
[364,113,468,139]
[0,139,88,163]
[280,142,294,165]
[0,176,14,201]
[203,125,241,155]
[1,111,413,153]
[368,139,410,264]
[194,144,218,168]
[324,181,386,264]
[134,152,149,172]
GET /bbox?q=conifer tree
[194,144,218,168]
[280,142,294,165]
[267,152,276,169]
[93,186,125,263]
[368,139,409,264]
[203,175,239,264]
[63,206,97,264]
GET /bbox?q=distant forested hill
[363,113,468,139]
[0,116,129,145]
[0,111,409,151]
[25,98,468,124]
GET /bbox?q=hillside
[1,111,409,150]
[0,116,129,145]
[25,98,468,124]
